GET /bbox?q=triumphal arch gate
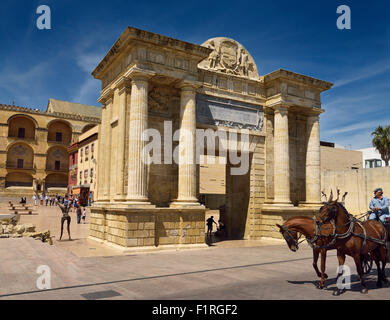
[90,27,332,250]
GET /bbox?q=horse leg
[333,250,346,296]
[353,254,368,294]
[312,249,321,278]
[379,245,388,283]
[318,249,328,289]
[373,247,383,288]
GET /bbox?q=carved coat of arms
[199,37,259,79]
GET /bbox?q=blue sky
[0,0,389,149]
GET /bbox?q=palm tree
[372,125,390,166]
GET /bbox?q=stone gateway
[89,26,332,250]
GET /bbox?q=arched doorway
[6,143,34,170]
[47,120,72,144]
[8,115,37,140]
[5,172,33,188]
[46,146,69,172]
[45,173,68,190]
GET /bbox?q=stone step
[7,209,37,215]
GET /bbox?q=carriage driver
[369,188,390,223]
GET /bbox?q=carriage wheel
[363,255,373,275]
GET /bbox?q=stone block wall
[259,208,317,239]
[90,207,205,248]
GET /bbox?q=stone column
[96,121,105,201]
[171,82,201,207]
[126,69,154,205]
[273,105,292,206]
[114,81,130,200]
[304,114,322,205]
[102,97,113,201]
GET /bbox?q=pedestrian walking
[206,216,218,237]
[82,207,86,223]
[32,194,37,206]
[45,195,49,206]
[76,205,82,224]
[40,194,44,205]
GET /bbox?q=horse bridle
[280,218,337,251]
[279,225,305,248]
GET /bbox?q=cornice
[264,69,333,91]
[92,26,212,79]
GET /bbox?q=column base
[112,201,156,209]
[170,200,205,209]
[268,200,294,207]
[299,201,323,209]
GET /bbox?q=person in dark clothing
[58,203,72,240]
[76,205,82,224]
[206,216,218,237]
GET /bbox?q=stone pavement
[1,236,390,300]
[1,200,390,300]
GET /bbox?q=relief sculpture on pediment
[199,37,259,80]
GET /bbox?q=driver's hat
[374,188,383,194]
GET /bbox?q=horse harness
[281,212,387,251]
[309,208,387,250]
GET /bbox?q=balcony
[45,164,69,172]
[6,161,35,171]
[7,135,36,143]
[47,139,71,146]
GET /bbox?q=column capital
[176,80,202,91]
[273,104,289,115]
[113,76,131,93]
[98,88,114,106]
[125,66,155,82]
[307,114,320,123]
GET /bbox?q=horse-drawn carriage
[361,212,390,274]
[277,189,390,295]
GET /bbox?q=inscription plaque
[196,94,263,131]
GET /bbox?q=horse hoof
[361,288,368,294]
[316,284,324,290]
[332,290,341,296]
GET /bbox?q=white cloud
[72,77,100,105]
[333,61,390,88]
[76,53,103,73]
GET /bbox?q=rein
[280,203,387,251]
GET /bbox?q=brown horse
[276,216,337,289]
[317,201,388,294]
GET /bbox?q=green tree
[372,125,390,166]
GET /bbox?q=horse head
[276,223,299,252]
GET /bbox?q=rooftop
[47,99,102,119]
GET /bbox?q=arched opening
[5,172,33,188]
[45,173,68,189]
[8,115,36,140]
[81,124,96,133]
[47,120,72,144]
[46,146,69,171]
[6,143,34,169]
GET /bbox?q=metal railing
[6,161,35,170]
[45,164,69,172]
